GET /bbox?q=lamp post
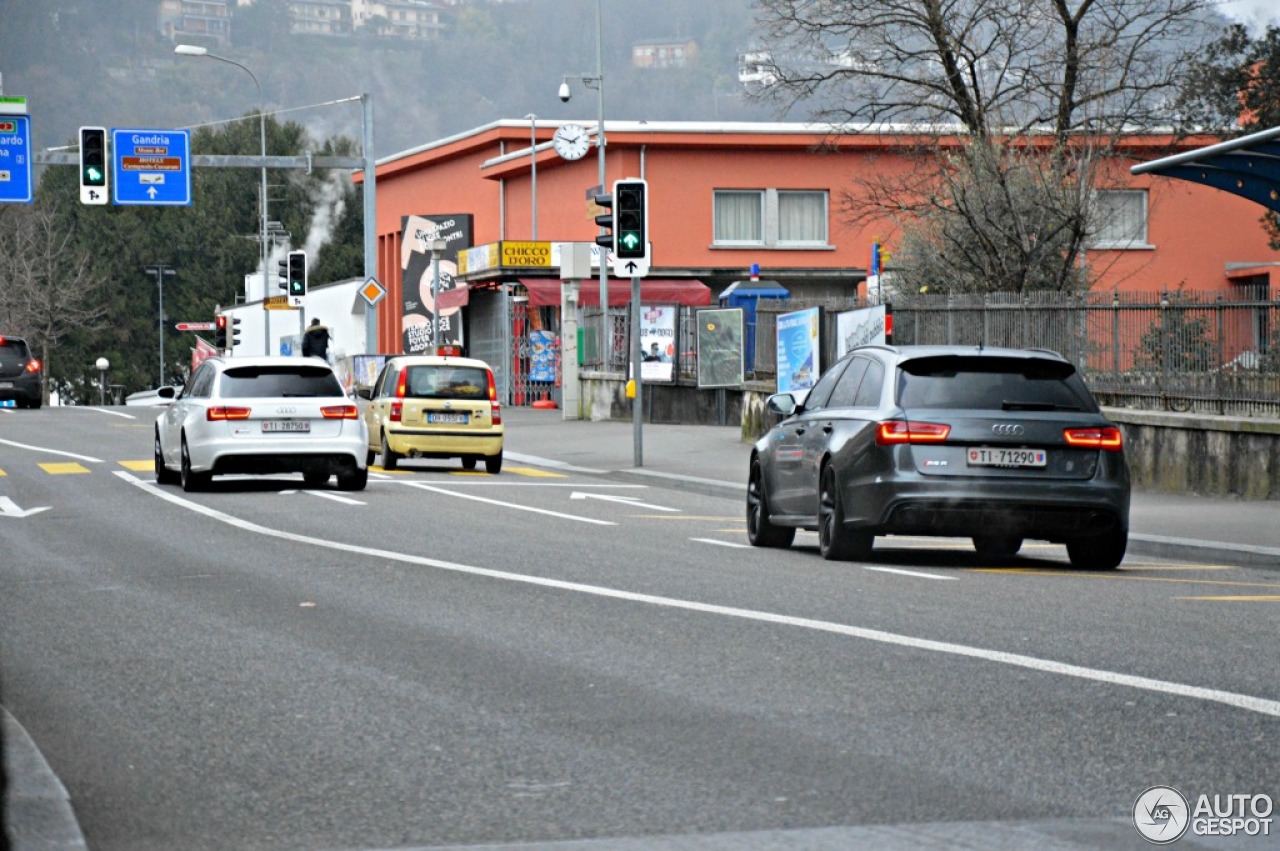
[558,0,608,368]
[526,114,538,240]
[175,44,269,354]
[145,265,176,386]
[95,357,109,406]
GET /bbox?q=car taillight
[395,367,409,399]
[390,401,403,422]
[875,420,951,445]
[208,406,251,421]
[25,359,41,373]
[1064,426,1123,451]
[321,404,359,419]
[487,369,502,425]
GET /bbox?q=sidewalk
[502,407,1280,569]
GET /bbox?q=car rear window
[897,355,1097,412]
[219,365,344,398]
[403,365,490,400]
[0,338,32,367]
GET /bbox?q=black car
[748,345,1131,569]
[0,334,43,409]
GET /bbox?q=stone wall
[577,379,1280,500]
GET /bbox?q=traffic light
[214,315,228,350]
[614,179,648,260]
[287,250,307,298]
[230,317,242,348]
[277,259,288,290]
[79,126,109,205]
[594,191,614,250]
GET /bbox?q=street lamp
[95,357,109,406]
[145,264,176,386]
[526,114,538,240]
[558,0,608,367]
[175,43,269,353]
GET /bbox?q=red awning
[520,278,711,308]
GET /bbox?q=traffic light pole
[631,274,643,466]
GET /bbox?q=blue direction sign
[112,128,191,206]
[0,114,34,205]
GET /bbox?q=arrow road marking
[407,483,617,525]
[570,492,681,512]
[0,497,50,518]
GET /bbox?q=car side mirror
[354,387,372,400]
[766,392,798,418]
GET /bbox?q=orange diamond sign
[360,276,386,307]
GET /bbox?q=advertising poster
[776,307,821,393]
[695,308,744,389]
[640,304,677,383]
[528,329,559,383]
[400,214,473,354]
[836,304,890,359]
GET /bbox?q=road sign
[111,128,192,206]
[174,322,215,331]
[611,248,651,279]
[359,276,386,307]
[263,295,297,311]
[0,113,34,205]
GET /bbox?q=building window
[714,189,828,247]
[1093,189,1149,248]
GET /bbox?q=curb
[2,708,87,850]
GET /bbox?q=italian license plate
[262,420,310,433]
[428,412,468,424]
[967,447,1046,467]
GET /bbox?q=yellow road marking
[973,568,1280,591]
[503,466,567,478]
[1178,596,1280,602]
[118,460,154,471]
[0,469,6,476]
[39,462,90,474]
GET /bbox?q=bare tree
[749,0,1213,294]
[0,204,110,404]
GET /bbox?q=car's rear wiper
[1001,400,1082,411]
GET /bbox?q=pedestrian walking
[302,318,331,361]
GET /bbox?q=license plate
[0,381,12,389]
[262,420,310,433]
[428,412,468,424]
[967,447,1046,467]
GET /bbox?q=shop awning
[520,278,711,308]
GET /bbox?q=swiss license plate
[967,447,1046,467]
[262,420,310,433]
[428,412,468,424]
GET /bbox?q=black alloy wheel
[818,464,872,561]
[747,459,795,548]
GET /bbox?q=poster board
[696,308,744,389]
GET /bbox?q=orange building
[363,120,1280,359]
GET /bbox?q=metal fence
[754,288,1280,417]
[575,289,1280,416]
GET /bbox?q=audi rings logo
[991,423,1025,436]
[1134,786,1191,844]
[275,406,297,414]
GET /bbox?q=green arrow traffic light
[619,232,641,251]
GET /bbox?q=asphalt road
[2,406,1278,850]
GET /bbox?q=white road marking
[0,438,103,463]
[83,407,136,419]
[0,496,50,518]
[304,490,366,505]
[402,481,617,525]
[863,566,959,581]
[691,538,753,549]
[570,491,681,512]
[118,470,1280,719]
